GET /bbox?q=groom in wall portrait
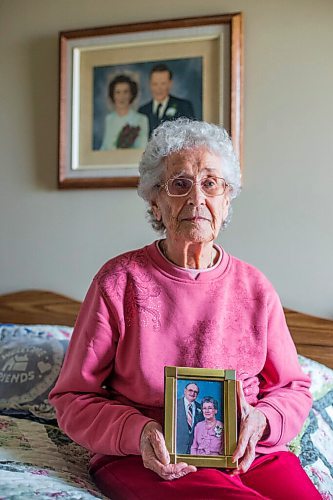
[138,63,195,136]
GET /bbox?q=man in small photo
[139,63,195,136]
[176,382,204,454]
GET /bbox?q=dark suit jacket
[138,95,195,136]
[176,398,204,455]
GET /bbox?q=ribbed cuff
[255,402,284,447]
[119,413,155,455]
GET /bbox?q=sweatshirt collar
[146,240,231,282]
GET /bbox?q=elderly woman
[50,118,320,499]
[191,397,224,456]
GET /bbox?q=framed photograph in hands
[164,366,238,468]
[58,13,243,188]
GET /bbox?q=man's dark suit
[138,95,195,136]
[176,398,204,454]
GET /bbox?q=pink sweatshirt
[49,242,312,466]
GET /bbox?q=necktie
[156,103,162,119]
[187,404,193,429]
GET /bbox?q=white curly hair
[137,118,242,233]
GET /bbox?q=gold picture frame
[164,366,238,468]
[58,13,243,189]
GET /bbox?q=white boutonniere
[214,424,223,438]
[165,106,177,117]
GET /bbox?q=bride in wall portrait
[100,74,149,150]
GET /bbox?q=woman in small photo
[100,74,148,150]
[191,397,223,456]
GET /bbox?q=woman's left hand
[232,381,268,474]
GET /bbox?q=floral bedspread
[288,356,333,499]
[0,355,332,498]
[0,416,107,499]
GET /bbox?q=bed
[0,290,332,499]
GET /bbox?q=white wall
[1,0,333,318]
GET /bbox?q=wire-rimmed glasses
[160,176,229,197]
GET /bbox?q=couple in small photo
[177,382,224,456]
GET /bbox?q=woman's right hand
[140,421,197,481]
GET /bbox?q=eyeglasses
[160,176,229,197]
[186,389,199,394]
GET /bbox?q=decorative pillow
[0,324,72,420]
[288,355,333,498]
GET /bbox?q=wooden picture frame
[164,366,238,468]
[58,13,243,189]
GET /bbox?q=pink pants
[90,451,321,500]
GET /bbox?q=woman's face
[202,402,218,421]
[152,148,230,245]
[113,82,132,111]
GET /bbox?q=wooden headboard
[0,290,80,326]
[0,290,332,369]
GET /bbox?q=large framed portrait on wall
[58,13,243,188]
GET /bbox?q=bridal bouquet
[116,124,140,149]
